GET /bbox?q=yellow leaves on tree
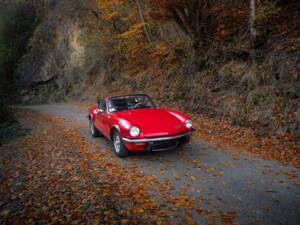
[96,0,122,10]
[94,0,165,70]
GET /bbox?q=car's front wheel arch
[110,126,121,140]
[112,129,130,157]
[110,128,116,140]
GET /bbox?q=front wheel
[112,131,130,157]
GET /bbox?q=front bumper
[122,131,193,151]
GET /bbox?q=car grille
[147,136,188,151]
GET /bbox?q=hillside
[1,0,300,137]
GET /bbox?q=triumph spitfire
[88,94,194,157]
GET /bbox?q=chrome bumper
[122,131,193,143]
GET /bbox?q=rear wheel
[89,119,99,137]
[112,130,130,157]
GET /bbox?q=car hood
[113,108,188,137]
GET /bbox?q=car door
[94,99,107,134]
[101,98,113,137]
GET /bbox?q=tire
[89,119,100,137]
[112,130,130,157]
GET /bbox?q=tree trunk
[250,0,256,38]
[136,0,152,44]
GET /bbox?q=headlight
[130,126,140,137]
[185,120,192,129]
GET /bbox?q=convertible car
[88,94,194,157]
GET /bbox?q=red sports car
[88,94,194,157]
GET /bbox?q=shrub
[0,100,11,124]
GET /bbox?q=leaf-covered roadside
[0,110,215,225]
[0,111,130,224]
[190,113,300,169]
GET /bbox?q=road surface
[25,104,300,225]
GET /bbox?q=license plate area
[147,136,188,151]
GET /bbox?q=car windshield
[108,95,155,112]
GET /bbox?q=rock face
[15,0,103,103]
[17,20,85,85]
[17,52,58,85]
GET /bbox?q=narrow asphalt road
[25,104,300,225]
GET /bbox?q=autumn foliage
[91,0,291,69]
